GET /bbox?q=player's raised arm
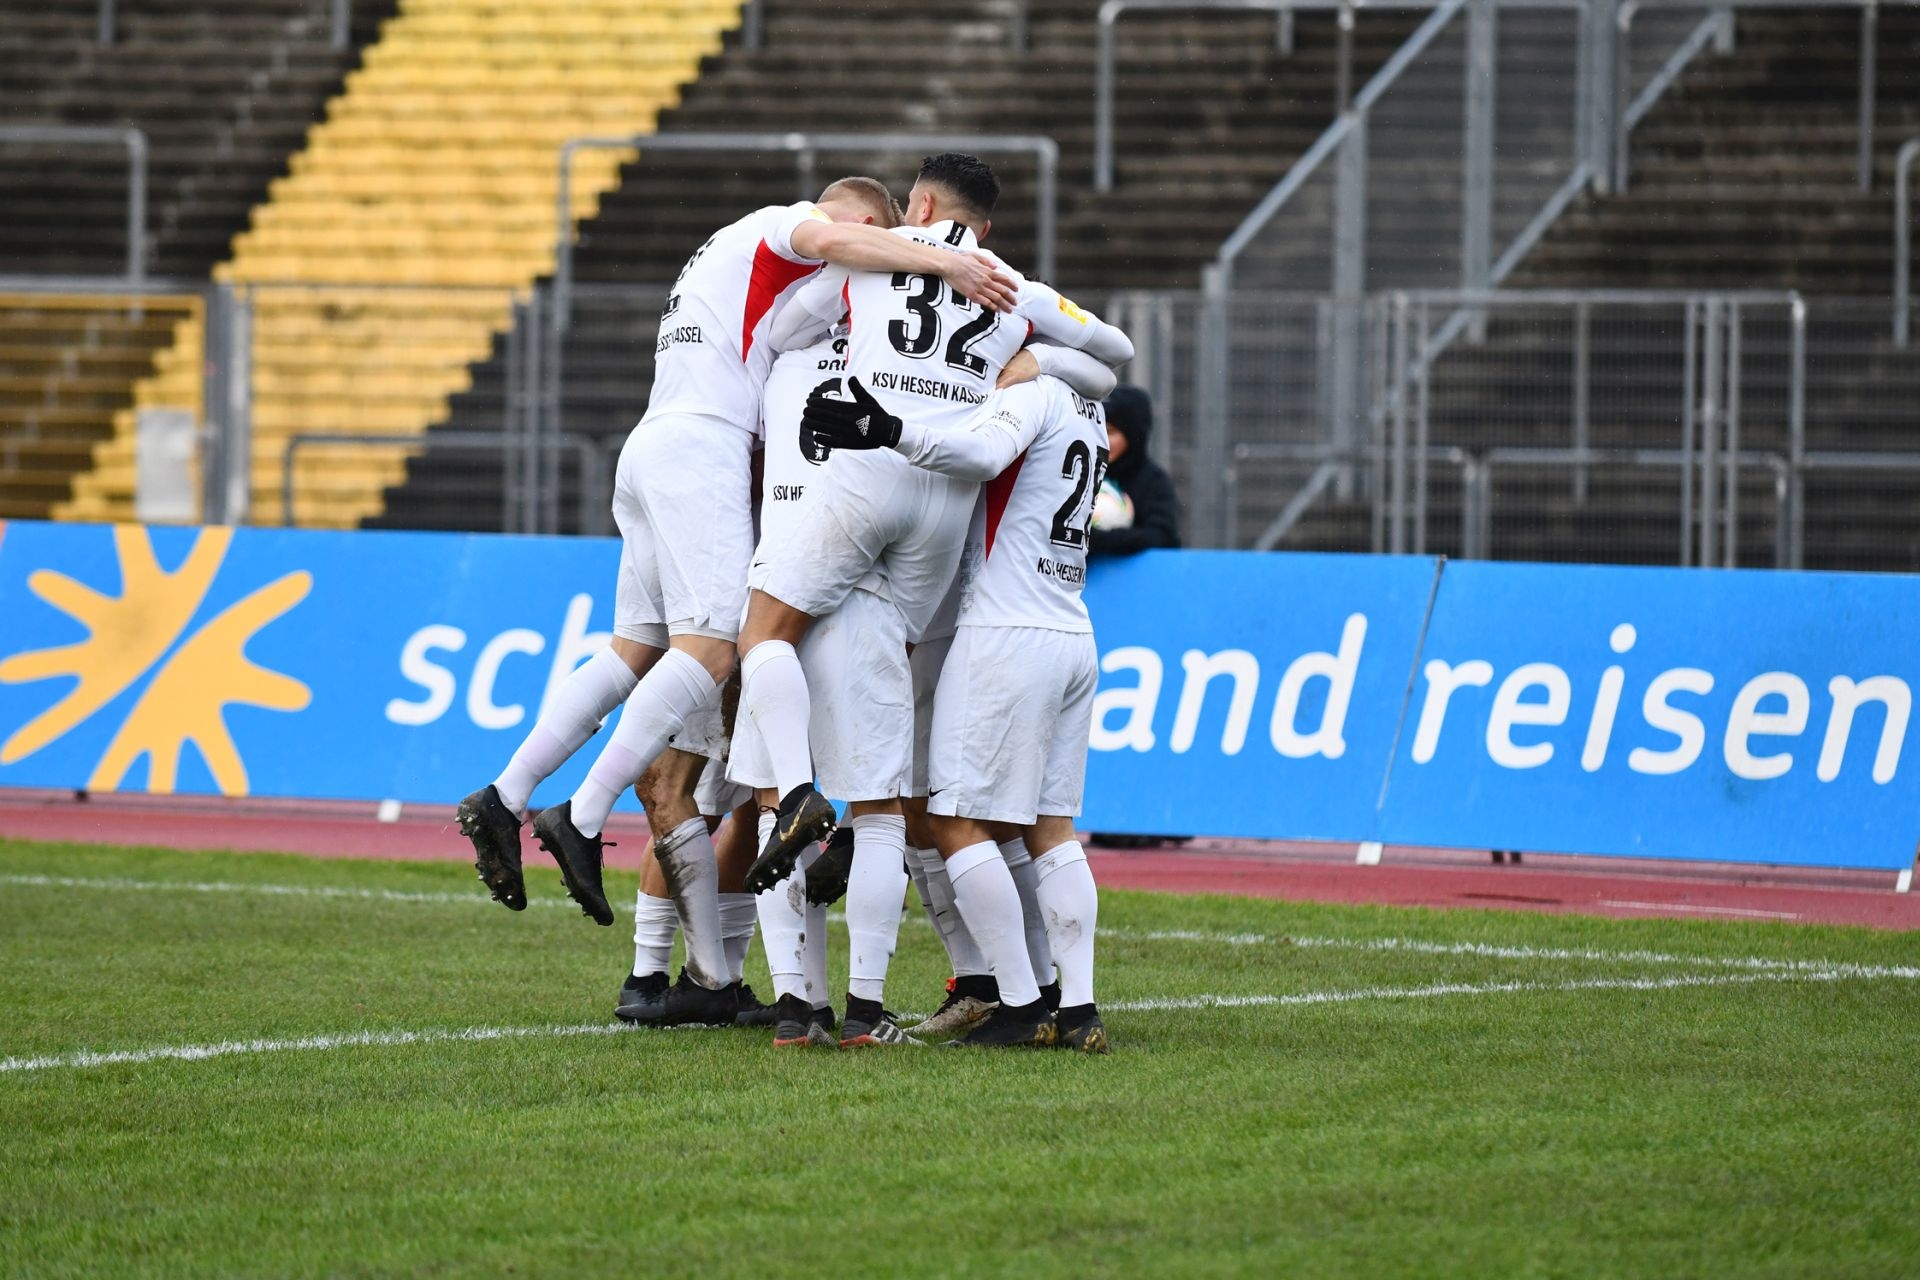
[1016,279,1135,366]
[1000,342,1119,400]
[788,220,1018,312]
[800,377,1044,482]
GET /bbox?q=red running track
[1,790,1914,931]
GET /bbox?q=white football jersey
[773,220,1132,437]
[751,333,847,577]
[952,378,1107,633]
[642,201,831,438]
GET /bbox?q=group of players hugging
[455,154,1132,1052]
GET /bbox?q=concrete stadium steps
[0,0,395,517]
[0,0,396,278]
[0,294,201,518]
[57,0,746,529]
[1267,7,1920,570]
[374,0,1425,531]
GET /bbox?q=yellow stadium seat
[55,0,744,527]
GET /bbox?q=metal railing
[281,431,609,533]
[97,0,354,48]
[546,131,1058,533]
[552,131,1059,336]
[1616,0,1920,194]
[1094,0,1298,193]
[738,0,1029,52]
[0,125,147,286]
[1896,137,1920,345]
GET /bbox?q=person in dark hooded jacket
[1089,386,1189,850]
[1091,384,1181,558]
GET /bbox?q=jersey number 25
[1049,439,1111,550]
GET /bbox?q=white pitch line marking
[6,873,1909,978]
[0,873,578,909]
[1599,899,1801,920]
[2,967,1910,1075]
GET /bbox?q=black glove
[800,377,901,460]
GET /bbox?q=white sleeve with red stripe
[764,201,832,264]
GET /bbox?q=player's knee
[930,813,992,858]
[672,633,737,684]
[1025,814,1077,856]
[608,634,660,677]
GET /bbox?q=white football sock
[653,816,728,990]
[631,889,678,978]
[740,640,815,798]
[845,813,908,1004]
[946,841,1041,1009]
[999,837,1055,989]
[754,809,816,1003]
[570,649,719,837]
[911,843,988,977]
[1033,842,1098,1007]
[719,892,757,985]
[494,648,636,816]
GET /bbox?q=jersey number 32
[888,273,1000,376]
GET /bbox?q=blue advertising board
[1376,560,1920,869]
[1079,551,1439,843]
[1,519,1916,871]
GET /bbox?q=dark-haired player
[456,179,1018,1013]
[733,154,1132,919]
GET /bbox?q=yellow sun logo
[0,525,312,795]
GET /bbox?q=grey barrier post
[1724,300,1741,566]
[332,0,352,49]
[1197,263,1234,548]
[1572,298,1591,501]
[1858,0,1877,190]
[1462,0,1497,297]
[200,284,252,526]
[1789,293,1806,567]
[1894,138,1920,345]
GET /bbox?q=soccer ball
[1092,478,1133,531]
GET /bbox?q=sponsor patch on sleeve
[1057,295,1090,324]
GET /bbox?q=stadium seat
[53,0,745,529]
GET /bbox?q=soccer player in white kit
[454,178,1018,1021]
[739,330,1121,1047]
[801,372,1112,1051]
[733,154,1133,897]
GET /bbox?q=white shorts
[907,631,953,798]
[661,682,752,817]
[758,448,975,643]
[729,588,914,801]
[695,754,752,819]
[927,625,1098,826]
[614,414,755,644]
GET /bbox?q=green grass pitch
[3,837,1919,1278]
